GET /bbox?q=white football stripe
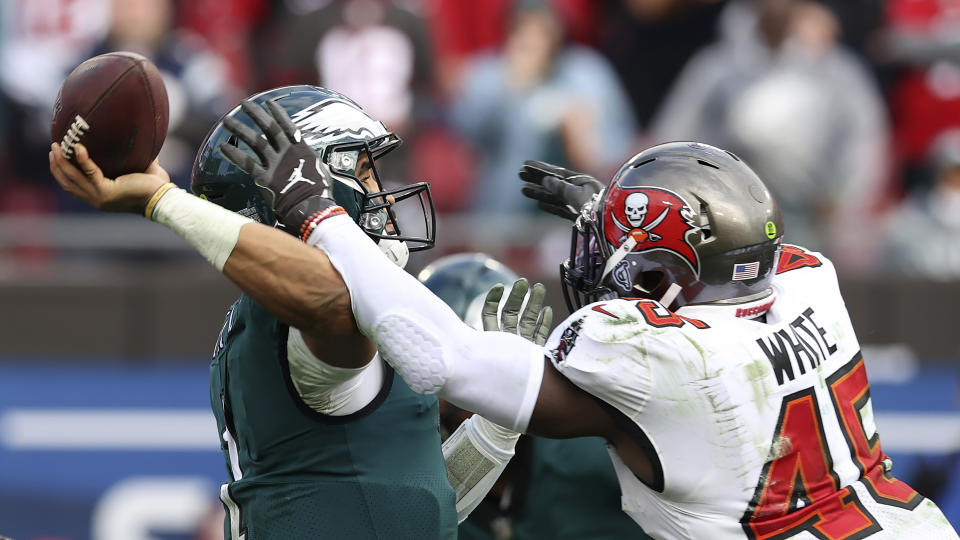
[875,412,960,454]
[2,408,958,455]
[0,408,218,450]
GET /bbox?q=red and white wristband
[299,206,347,242]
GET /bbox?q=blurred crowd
[4,0,960,278]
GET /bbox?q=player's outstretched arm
[49,133,620,446]
[305,201,621,438]
[213,101,621,437]
[443,279,551,522]
[48,142,372,367]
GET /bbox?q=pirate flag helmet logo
[559,142,784,313]
[603,185,700,277]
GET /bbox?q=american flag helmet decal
[732,262,760,280]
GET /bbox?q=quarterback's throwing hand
[519,160,603,221]
[482,278,553,345]
[220,100,336,233]
[49,142,169,214]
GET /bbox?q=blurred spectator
[80,0,239,196]
[177,0,269,91]
[881,0,960,196]
[597,0,727,127]
[882,129,960,280]
[0,0,110,212]
[817,0,886,65]
[425,0,512,100]
[651,0,889,257]
[427,0,599,100]
[274,0,435,137]
[449,0,636,216]
[267,0,437,202]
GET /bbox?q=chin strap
[601,235,638,281]
[658,283,683,309]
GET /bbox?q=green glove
[481,278,553,345]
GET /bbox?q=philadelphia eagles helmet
[191,85,435,254]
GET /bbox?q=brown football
[51,51,169,178]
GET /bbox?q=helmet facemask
[320,136,435,254]
[560,213,614,311]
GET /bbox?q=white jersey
[546,245,958,539]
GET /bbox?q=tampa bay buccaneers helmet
[191,85,435,253]
[561,142,783,312]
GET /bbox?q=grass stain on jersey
[830,321,847,346]
[606,312,640,325]
[602,328,651,343]
[592,313,657,343]
[679,333,717,380]
[681,333,708,359]
[744,358,774,413]
[884,497,946,537]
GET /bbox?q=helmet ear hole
[697,201,713,241]
[639,270,663,293]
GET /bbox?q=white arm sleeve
[443,414,520,523]
[306,214,545,432]
[286,328,384,416]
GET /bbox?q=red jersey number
[634,300,709,329]
[742,354,920,539]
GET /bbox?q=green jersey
[513,437,652,540]
[209,294,457,540]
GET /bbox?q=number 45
[742,353,922,539]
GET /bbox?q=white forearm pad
[308,215,545,432]
[443,414,520,523]
[443,415,519,523]
[150,187,252,271]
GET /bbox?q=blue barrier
[1,358,958,539]
[0,362,223,540]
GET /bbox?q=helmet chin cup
[378,237,409,268]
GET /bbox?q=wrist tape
[150,187,252,271]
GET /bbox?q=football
[51,51,169,179]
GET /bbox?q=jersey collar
[677,292,776,320]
